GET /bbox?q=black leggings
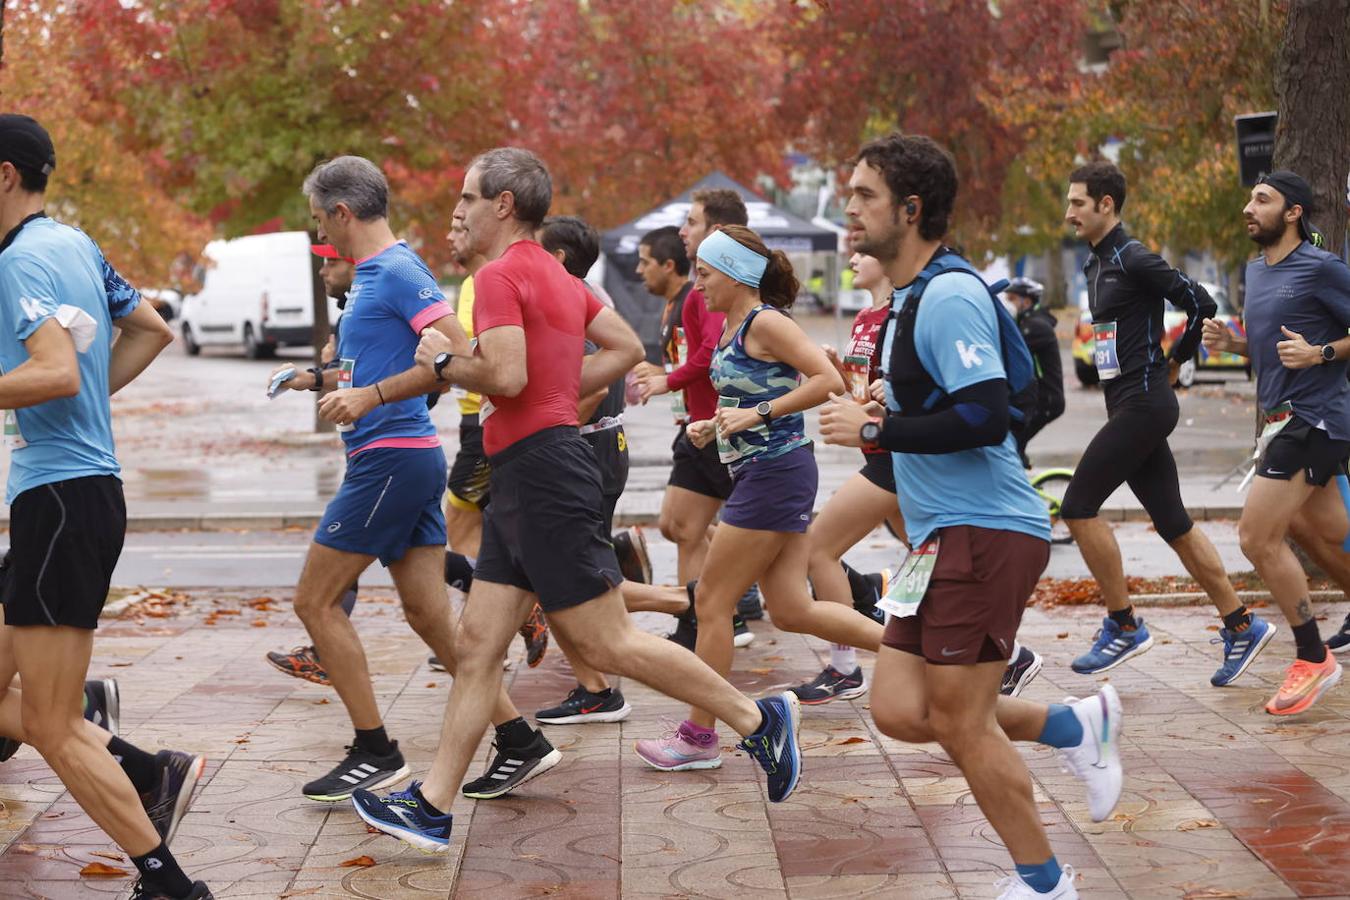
[1060,392,1193,543]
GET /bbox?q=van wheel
[243,324,274,360]
[182,324,200,356]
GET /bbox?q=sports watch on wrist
[307,366,325,392]
[433,351,454,381]
[1322,344,1337,364]
[756,400,773,425]
[860,417,883,448]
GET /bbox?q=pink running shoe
[634,720,722,771]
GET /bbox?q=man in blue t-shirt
[1202,170,1350,717]
[0,114,210,900]
[273,156,553,805]
[820,133,1122,899]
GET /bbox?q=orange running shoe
[520,602,549,668]
[1265,652,1342,716]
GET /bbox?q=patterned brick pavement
[2,591,1350,899]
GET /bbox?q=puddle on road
[125,466,343,503]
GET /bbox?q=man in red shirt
[352,148,807,852]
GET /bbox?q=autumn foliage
[0,0,1295,285]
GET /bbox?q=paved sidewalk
[1,593,1349,898]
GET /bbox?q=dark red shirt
[847,304,890,456]
[665,286,724,422]
[473,241,603,455]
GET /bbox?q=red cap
[311,244,354,263]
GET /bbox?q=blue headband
[698,229,768,289]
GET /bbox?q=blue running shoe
[1210,614,1276,686]
[740,692,802,802]
[351,781,452,854]
[1071,617,1154,675]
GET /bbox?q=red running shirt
[473,241,604,455]
[847,304,891,456]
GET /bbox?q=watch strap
[307,367,325,391]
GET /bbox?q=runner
[634,224,888,771]
[821,133,1123,899]
[275,155,556,803]
[1203,170,1350,714]
[1003,277,1065,469]
[352,148,804,853]
[1060,160,1273,685]
[0,114,210,900]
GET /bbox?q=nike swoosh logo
[940,647,963,657]
[580,703,604,714]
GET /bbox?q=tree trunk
[1273,0,1350,257]
[309,228,332,433]
[1045,243,1067,309]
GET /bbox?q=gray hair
[302,156,389,220]
[470,147,552,228]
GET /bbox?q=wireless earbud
[906,202,917,215]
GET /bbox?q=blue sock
[1037,704,1083,749]
[1016,857,1063,893]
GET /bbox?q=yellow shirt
[456,276,481,416]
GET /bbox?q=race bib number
[1093,321,1120,380]
[669,327,688,424]
[843,354,871,403]
[1256,400,1294,457]
[876,538,940,620]
[3,409,26,450]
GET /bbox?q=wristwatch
[307,366,325,392]
[1322,344,1337,364]
[860,417,883,448]
[756,400,773,425]
[433,351,454,381]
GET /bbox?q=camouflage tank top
[710,305,809,467]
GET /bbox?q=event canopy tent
[599,172,838,357]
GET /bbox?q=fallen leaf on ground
[1178,819,1221,831]
[339,855,377,868]
[1181,889,1244,899]
[80,862,130,878]
[748,667,775,675]
[250,620,268,628]
[834,736,868,745]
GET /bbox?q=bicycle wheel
[1031,470,1075,545]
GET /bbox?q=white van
[180,231,339,358]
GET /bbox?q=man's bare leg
[292,543,380,728]
[1065,516,1130,611]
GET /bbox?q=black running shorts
[447,414,491,511]
[1258,416,1350,487]
[667,426,732,500]
[859,450,896,494]
[1,476,126,630]
[475,427,623,612]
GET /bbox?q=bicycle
[1030,467,1075,545]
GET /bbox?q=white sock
[829,644,857,673]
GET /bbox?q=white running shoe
[1058,684,1123,822]
[995,865,1078,899]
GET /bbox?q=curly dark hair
[1069,160,1127,214]
[854,133,958,241]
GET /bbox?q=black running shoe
[612,526,652,584]
[790,666,866,705]
[302,742,410,802]
[1328,611,1350,654]
[733,614,755,648]
[999,645,1044,697]
[130,879,214,900]
[667,606,698,651]
[737,584,763,620]
[852,569,891,623]
[536,685,632,725]
[0,737,19,763]
[142,750,206,844]
[83,678,120,735]
[461,731,562,799]
[428,655,448,673]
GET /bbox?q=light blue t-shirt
[881,271,1050,545]
[0,216,138,502]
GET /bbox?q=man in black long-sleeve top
[1004,277,1065,467]
[1058,161,1262,686]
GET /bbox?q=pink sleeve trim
[410,301,454,334]
[348,436,442,458]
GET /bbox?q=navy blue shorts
[720,443,817,533]
[316,446,447,566]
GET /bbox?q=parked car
[1070,281,1245,387]
[179,231,339,358]
[140,288,182,322]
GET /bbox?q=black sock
[588,686,613,699]
[107,737,158,794]
[683,581,698,620]
[414,784,447,818]
[1108,606,1138,631]
[445,552,476,592]
[130,843,192,897]
[354,726,393,757]
[1292,616,1327,663]
[495,716,535,749]
[841,561,876,607]
[1222,606,1252,633]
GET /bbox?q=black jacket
[1018,306,1065,419]
[1085,223,1215,404]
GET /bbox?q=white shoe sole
[163,754,206,846]
[537,703,633,725]
[1003,653,1044,697]
[305,763,411,803]
[351,799,449,854]
[1211,622,1277,686]
[734,631,755,648]
[1073,634,1154,675]
[633,742,722,771]
[1088,684,1124,822]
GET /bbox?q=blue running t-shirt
[338,242,453,456]
[882,271,1050,545]
[0,216,140,502]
